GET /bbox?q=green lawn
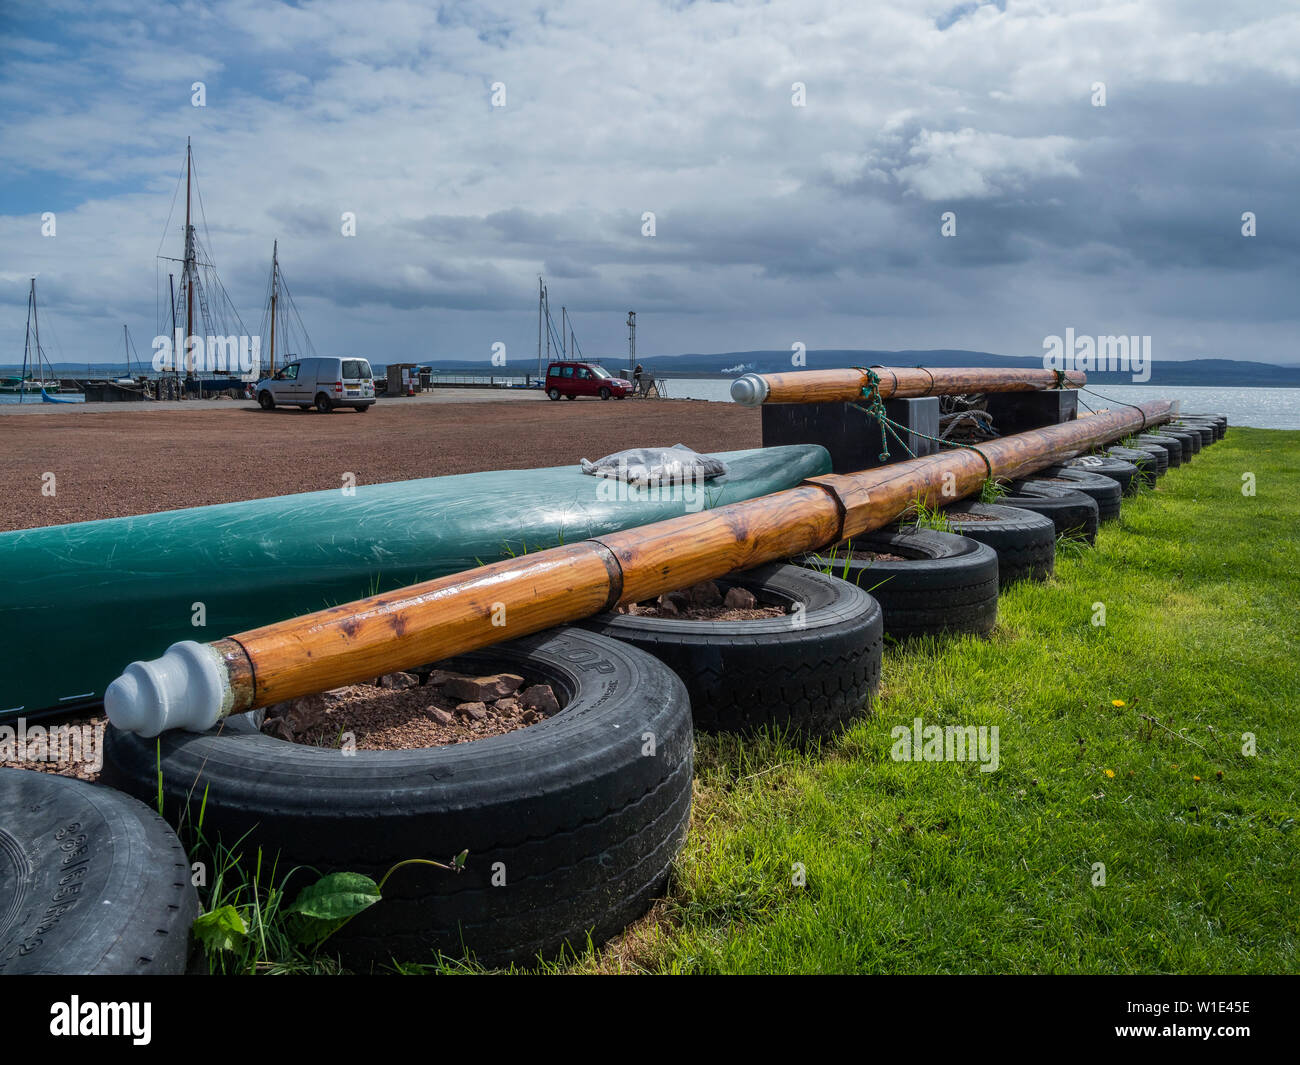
[582,426,1299,974]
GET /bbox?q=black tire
[992,484,1100,543]
[1181,414,1227,439]
[547,387,561,401]
[1109,444,1166,479]
[1061,454,1141,495]
[599,387,611,400]
[102,628,692,970]
[315,393,333,413]
[1171,421,1213,446]
[1134,434,1182,467]
[258,391,275,410]
[0,768,197,975]
[941,502,1056,586]
[1014,468,1122,522]
[797,528,998,639]
[579,563,882,738]
[1149,428,1198,459]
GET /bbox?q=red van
[545,361,633,401]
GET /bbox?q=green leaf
[192,905,248,953]
[286,871,382,921]
[452,849,469,871]
[284,871,382,946]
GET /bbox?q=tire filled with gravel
[796,528,998,639]
[1012,467,1122,522]
[1060,454,1141,496]
[103,627,693,970]
[941,501,1057,586]
[579,562,883,738]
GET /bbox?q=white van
[256,357,376,413]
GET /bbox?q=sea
[661,379,1300,431]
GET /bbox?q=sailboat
[156,138,254,393]
[2,278,66,400]
[257,238,315,379]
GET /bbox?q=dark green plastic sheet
[0,445,829,720]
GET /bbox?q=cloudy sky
[1,0,1297,368]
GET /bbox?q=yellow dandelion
[1193,775,1202,782]
[1105,769,1115,778]
[1111,700,1126,707]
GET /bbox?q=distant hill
[18,349,1300,387]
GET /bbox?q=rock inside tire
[796,528,998,640]
[941,501,1056,586]
[579,563,883,738]
[102,627,693,970]
[0,768,198,975]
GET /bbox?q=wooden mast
[184,138,194,385]
[731,366,1088,406]
[19,279,33,403]
[269,240,278,377]
[105,395,1175,734]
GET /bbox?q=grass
[564,426,1299,974]
[190,427,1299,974]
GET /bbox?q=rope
[1075,384,1148,431]
[852,369,994,479]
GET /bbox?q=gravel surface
[0,395,758,531]
[0,712,106,781]
[261,670,560,750]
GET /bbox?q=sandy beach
[0,393,756,531]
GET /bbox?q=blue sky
[2,0,1298,367]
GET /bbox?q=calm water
[664,378,1300,430]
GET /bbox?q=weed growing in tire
[902,495,954,534]
[156,745,469,973]
[1055,530,1091,560]
[979,478,1008,504]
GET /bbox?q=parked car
[545,361,633,401]
[256,356,376,412]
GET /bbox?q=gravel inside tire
[940,501,1056,586]
[0,767,198,975]
[990,483,1100,543]
[578,562,882,738]
[1013,467,1122,522]
[102,627,693,970]
[796,527,998,639]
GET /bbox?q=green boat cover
[0,445,829,721]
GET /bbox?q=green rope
[852,370,994,479]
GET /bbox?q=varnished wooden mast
[731,366,1087,406]
[105,398,1173,735]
